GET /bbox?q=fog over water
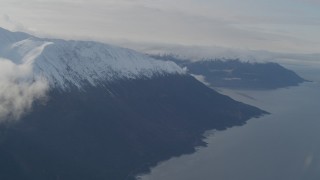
[138,64,320,180]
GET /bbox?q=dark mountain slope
[151,55,307,89]
[187,60,307,89]
[0,75,266,180]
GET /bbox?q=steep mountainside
[0,28,183,90]
[0,28,266,180]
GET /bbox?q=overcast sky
[1,0,320,54]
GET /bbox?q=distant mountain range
[150,54,307,89]
[0,28,266,180]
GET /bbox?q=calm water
[137,64,320,180]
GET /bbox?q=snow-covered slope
[0,28,185,90]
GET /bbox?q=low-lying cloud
[1,0,320,54]
[0,58,48,123]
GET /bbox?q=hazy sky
[1,0,320,53]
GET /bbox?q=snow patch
[191,74,211,86]
[0,29,185,90]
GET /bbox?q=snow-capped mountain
[0,27,184,90]
[0,28,266,180]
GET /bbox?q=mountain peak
[0,28,31,44]
[0,28,185,90]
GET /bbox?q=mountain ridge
[0,27,267,180]
[0,28,185,90]
[150,54,307,89]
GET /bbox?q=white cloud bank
[0,58,48,122]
